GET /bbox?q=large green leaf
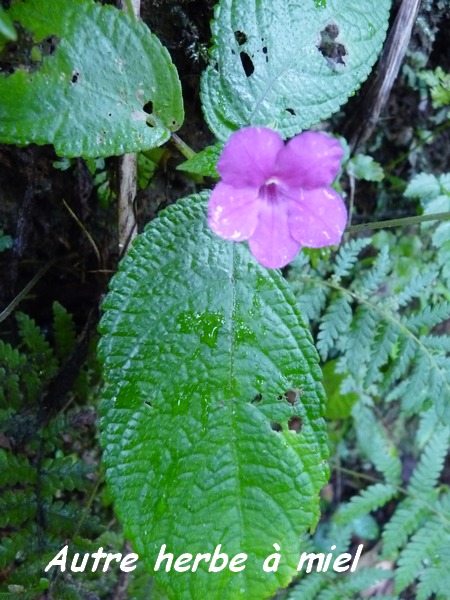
[99,194,329,600]
[0,0,183,157]
[201,0,391,140]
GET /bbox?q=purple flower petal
[288,187,347,247]
[248,200,301,269]
[217,127,284,188]
[275,132,343,189]
[208,182,260,241]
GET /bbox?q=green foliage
[419,66,450,108]
[201,0,391,140]
[52,301,77,360]
[177,142,222,178]
[289,234,450,423]
[137,148,166,190]
[382,427,450,598]
[287,567,392,600]
[0,6,16,42]
[99,193,329,600]
[0,0,184,157]
[405,172,450,288]
[0,305,120,598]
[322,360,358,419]
[286,229,450,599]
[347,154,385,182]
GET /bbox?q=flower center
[259,178,281,203]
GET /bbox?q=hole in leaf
[270,421,283,433]
[251,393,262,405]
[143,100,154,115]
[286,108,296,116]
[234,30,247,46]
[144,101,154,127]
[71,71,79,84]
[0,27,60,76]
[318,23,347,68]
[144,400,153,408]
[284,390,298,405]
[240,52,254,77]
[40,34,60,57]
[288,416,303,434]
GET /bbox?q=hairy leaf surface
[99,194,328,599]
[0,0,183,157]
[201,0,391,140]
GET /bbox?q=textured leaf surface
[99,193,329,600]
[201,0,391,140]
[0,0,183,157]
[177,143,223,178]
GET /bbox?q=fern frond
[286,571,330,600]
[382,498,430,557]
[335,483,397,525]
[352,403,402,485]
[0,490,36,528]
[0,340,26,408]
[52,301,77,360]
[15,312,58,377]
[404,303,450,334]
[353,245,390,296]
[295,281,329,326]
[344,305,377,378]
[416,541,450,600]
[0,527,36,570]
[332,238,371,283]
[289,235,450,422]
[394,515,445,594]
[316,568,392,600]
[408,426,449,495]
[416,408,441,448]
[0,450,36,486]
[365,321,399,386]
[316,294,352,361]
[41,456,94,494]
[396,271,437,308]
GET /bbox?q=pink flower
[207,126,347,269]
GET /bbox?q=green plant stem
[145,113,197,160]
[124,0,137,20]
[170,131,197,160]
[346,210,450,234]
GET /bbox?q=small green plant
[0,304,111,598]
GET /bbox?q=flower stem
[170,132,197,160]
[346,210,450,234]
[145,114,197,160]
[124,0,138,20]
